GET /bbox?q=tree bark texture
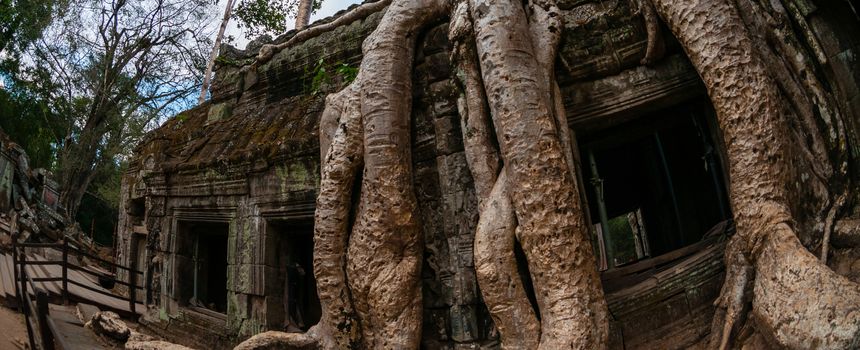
[295,0,313,30]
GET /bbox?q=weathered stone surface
[0,130,84,250]
[233,331,316,350]
[75,303,101,324]
[125,331,195,350]
[86,311,131,342]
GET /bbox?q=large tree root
[333,1,449,347]
[465,0,609,348]
[650,0,860,347]
[236,1,449,349]
[708,236,754,350]
[450,0,610,348]
[449,2,541,348]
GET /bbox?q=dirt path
[0,306,28,350]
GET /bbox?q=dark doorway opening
[580,98,731,270]
[131,233,147,301]
[265,220,321,332]
[176,221,229,314]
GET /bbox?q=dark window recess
[581,98,731,270]
[265,220,321,332]
[175,221,229,313]
[128,198,145,225]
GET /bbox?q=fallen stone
[122,329,187,349]
[75,303,100,324]
[86,311,131,342]
[233,331,317,350]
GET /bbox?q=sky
[224,0,364,50]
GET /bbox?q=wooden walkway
[46,304,109,350]
[0,250,144,315]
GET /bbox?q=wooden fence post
[11,232,19,305]
[129,252,137,315]
[36,289,54,350]
[61,239,69,304]
[20,250,35,348]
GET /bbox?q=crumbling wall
[0,130,69,248]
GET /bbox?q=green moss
[207,102,233,123]
[215,55,241,67]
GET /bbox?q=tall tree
[0,0,58,56]
[19,0,215,217]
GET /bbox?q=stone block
[423,307,451,341]
[207,102,234,124]
[428,80,459,117]
[147,196,167,216]
[424,52,453,84]
[449,304,479,343]
[453,267,478,305]
[422,24,451,55]
[433,114,464,155]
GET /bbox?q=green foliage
[233,0,323,39]
[607,215,636,265]
[306,58,359,95]
[0,0,64,65]
[215,55,241,66]
[335,62,359,84]
[310,58,328,95]
[0,87,65,169]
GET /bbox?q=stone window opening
[264,219,321,332]
[129,197,145,226]
[579,98,731,273]
[176,221,229,314]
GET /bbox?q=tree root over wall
[235,0,860,349]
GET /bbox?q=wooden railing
[17,249,55,350]
[12,236,146,350]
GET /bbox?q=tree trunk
[57,125,102,218]
[199,0,235,104]
[294,0,313,31]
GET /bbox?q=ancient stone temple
[113,1,860,349]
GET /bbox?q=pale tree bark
[648,0,860,348]
[468,0,609,348]
[295,0,313,30]
[449,2,539,348]
[199,0,236,104]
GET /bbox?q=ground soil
[0,306,28,350]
